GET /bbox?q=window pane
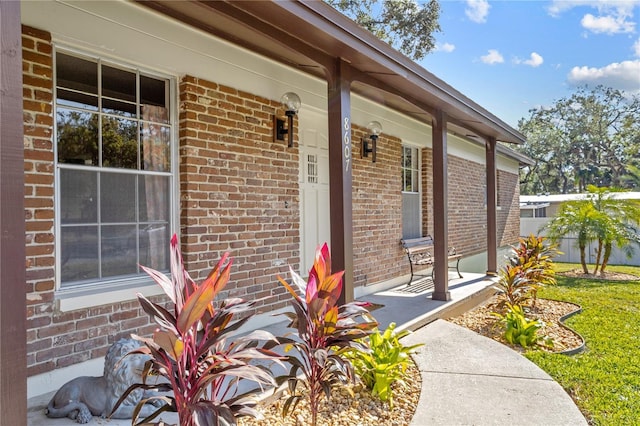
[141,76,169,123]
[101,225,138,277]
[139,175,170,221]
[403,147,411,168]
[57,108,99,165]
[102,117,138,169]
[101,172,136,222]
[60,169,97,224]
[141,121,171,172]
[412,170,419,192]
[102,64,136,103]
[57,88,98,111]
[411,148,418,169]
[103,98,136,118]
[56,52,97,95]
[139,224,169,270]
[60,226,99,285]
[404,170,412,192]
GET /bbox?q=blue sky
[420,0,640,128]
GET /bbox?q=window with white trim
[401,146,421,239]
[55,50,174,289]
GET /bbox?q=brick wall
[352,126,406,286]
[447,155,488,255]
[498,169,520,246]
[178,76,297,313]
[421,148,521,257]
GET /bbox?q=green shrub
[344,322,422,407]
[493,304,552,349]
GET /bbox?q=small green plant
[493,304,551,349]
[112,234,283,426]
[276,243,378,426]
[344,322,422,407]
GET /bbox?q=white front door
[299,109,330,275]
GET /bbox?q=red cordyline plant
[276,243,378,426]
[112,234,283,426]
[511,234,560,307]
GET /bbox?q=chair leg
[407,254,415,286]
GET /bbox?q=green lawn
[526,263,640,425]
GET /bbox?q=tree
[517,86,640,195]
[543,186,640,275]
[543,200,598,274]
[325,0,441,60]
[587,186,640,274]
[622,163,640,190]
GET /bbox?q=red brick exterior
[422,148,521,256]
[352,126,406,286]
[22,24,521,377]
[178,76,296,312]
[498,169,521,246]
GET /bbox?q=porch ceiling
[138,0,525,145]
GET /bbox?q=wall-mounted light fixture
[361,120,382,163]
[273,92,301,148]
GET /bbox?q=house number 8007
[343,117,351,172]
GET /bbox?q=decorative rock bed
[237,362,422,426]
[448,297,585,354]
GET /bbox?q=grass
[525,263,640,425]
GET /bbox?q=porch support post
[327,59,354,304]
[431,110,451,301]
[486,137,498,276]
[0,1,27,423]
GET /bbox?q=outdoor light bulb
[367,120,383,136]
[281,92,301,113]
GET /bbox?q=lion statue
[45,337,163,424]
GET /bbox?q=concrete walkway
[28,275,587,425]
[405,320,587,426]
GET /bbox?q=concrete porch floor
[28,272,498,425]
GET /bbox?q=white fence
[521,217,640,266]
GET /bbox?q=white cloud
[465,0,490,24]
[581,13,635,34]
[567,60,640,93]
[435,42,456,53]
[634,38,640,57]
[514,52,544,67]
[548,1,640,17]
[547,0,639,34]
[481,49,504,65]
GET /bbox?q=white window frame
[53,46,178,310]
[401,145,420,194]
[401,145,422,239]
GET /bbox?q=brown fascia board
[139,0,525,145]
[260,1,526,144]
[497,143,534,166]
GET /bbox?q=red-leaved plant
[112,234,283,426]
[276,243,378,426]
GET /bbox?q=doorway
[298,109,330,275]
